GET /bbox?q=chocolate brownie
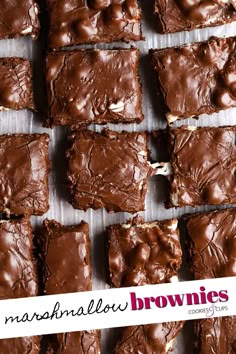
[0,0,39,39]
[46,48,143,127]
[0,217,39,353]
[47,0,142,49]
[154,0,236,34]
[39,219,100,354]
[166,126,236,208]
[66,130,155,213]
[0,134,50,216]
[186,208,236,354]
[0,58,34,111]
[108,216,182,287]
[150,36,236,123]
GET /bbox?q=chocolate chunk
[0,134,50,216]
[150,36,236,123]
[167,126,236,208]
[46,48,143,127]
[0,0,39,39]
[0,217,39,353]
[47,0,142,49]
[108,216,184,353]
[186,208,236,353]
[113,322,185,354]
[154,0,236,34]
[39,219,100,354]
[0,58,34,111]
[108,216,182,287]
[66,130,154,213]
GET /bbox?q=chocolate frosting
[0,336,40,354]
[113,322,184,354]
[150,36,236,122]
[0,0,39,39]
[155,0,236,34]
[186,208,236,353]
[66,130,154,213]
[108,216,182,287]
[186,208,236,279]
[46,331,101,354]
[0,58,34,111]
[39,220,100,354]
[0,218,37,299]
[40,219,92,294]
[46,48,143,127]
[47,0,142,48]
[0,134,50,216]
[167,126,236,207]
[0,218,39,354]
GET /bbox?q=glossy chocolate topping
[186,208,236,279]
[154,0,236,34]
[194,317,236,354]
[108,216,182,287]
[66,129,154,213]
[46,48,143,127]
[47,0,142,48]
[0,58,34,111]
[0,336,40,354]
[46,331,101,354]
[113,322,184,354]
[0,0,39,39]
[0,218,37,299]
[186,209,236,354]
[0,218,39,353]
[0,134,50,216]
[167,126,236,207]
[40,219,92,295]
[150,36,236,123]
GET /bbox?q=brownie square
[66,129,154,213]
[150,36,236,124]
[0,134,50,216]
[167,126,236,208]
[0,0,39,39]
[47,0,142,49]
[0,58,34,111]
[113,322,184,354]
[108,216,182,287]
[154,0,236,34]
[108,216,184,353]
[39,219,100,354]
[0,217,39,353]
[186,208,236,353]
[39,219,92,294]
[46,48,143,127]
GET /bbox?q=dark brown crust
[166,126,236,208]
[47,0,143,49]
[45,48,143,127]
[154,0,236,34]
[0,57,35,111]
[66,129,155,213]
[150,36,236,123]
[0,134,50,216]
[0,0,40,39]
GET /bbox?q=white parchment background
[0,1,235,352]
